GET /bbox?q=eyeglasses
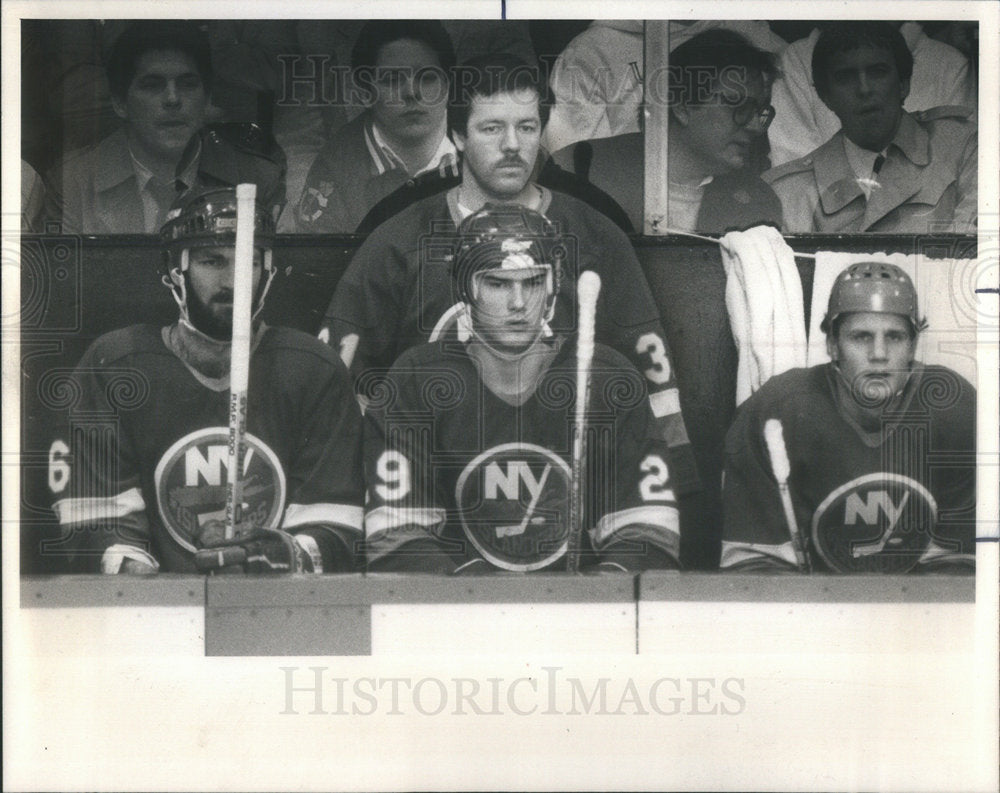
[732,103,776,130]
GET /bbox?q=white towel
[721,226,808,405]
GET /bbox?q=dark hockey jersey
[322,186,700,493]
[721,364,976,573]
[51,324,364,573]
[363,338,680,572]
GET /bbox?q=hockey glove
[195,528,320,574]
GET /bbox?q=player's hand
[119,557,158,575]
[195,528,315,574]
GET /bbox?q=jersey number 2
[639,455,673,501]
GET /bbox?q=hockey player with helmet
[322,54,701,498]
[721,261,976,574]
[51,188,364,574]
[363,205,681,574]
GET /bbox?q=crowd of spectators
[22,18,978,236]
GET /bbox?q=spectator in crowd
[322,53,701,495]
[541,20,786,155]
[295,21,459,233]
[768,21,976,167]
[764,22,977,233]
[44,21,286,234]
[363,206,681,573]
[292,20,537,127]
[549,30,783,233]
[720,262,975,574]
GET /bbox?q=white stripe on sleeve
[53,487,146,526]
[649,388,681,417]
[283,502,364,531]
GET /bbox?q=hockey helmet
[160,187,277,321]
[453,204,566,322]
[820,261,926,335]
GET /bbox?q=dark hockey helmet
[159,187,277,321]
[821,261,927,335]
[453,204,566,322]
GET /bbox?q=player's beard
[186,282,234,342]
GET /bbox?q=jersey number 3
[636,333,672,385]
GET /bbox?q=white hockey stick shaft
[763,418,810,571]
[225,183,257,540]
[566,271,601,573]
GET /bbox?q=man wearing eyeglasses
[763,22,977,234]
[662,30,784,233]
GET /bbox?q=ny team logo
[455,443,572,572]
[154,428,286,551]
[811,473,938,573]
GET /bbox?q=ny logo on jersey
[811,473,938,573]
[155,428,286,552]
[843,490,910,530]
[483,461,550,502]
[455,443,572,571]
[484,460,554,539]
[184,445,256,487]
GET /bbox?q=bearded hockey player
[51,188,364,574]
[363,205,681,573]
[721,261,976,573]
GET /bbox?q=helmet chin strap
[458,303,552,362]
[164,247,276,333]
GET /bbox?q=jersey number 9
[375,450,411,501]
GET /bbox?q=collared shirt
[46,124,285,234]
[764,106,977,233]
[128,139,201,232]
[841,137,886,200]
[365,119,457,179]
[297,111,461,232]
[768,22,976,167]
[667,177,713,233]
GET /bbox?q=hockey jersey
[51,324,364,573]
[721,364,976,573]
[324,185,700,493]
[363,338,680,572]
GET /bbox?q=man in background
[764,22,977,233]
[46,21,286,234]
[295,21,460,233]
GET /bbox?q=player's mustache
[497,156,527,168]
[211,290,235,305]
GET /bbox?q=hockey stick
[224,183,257,541]
[496,463,552,538]
[763,418,811,571]
[566,271,601,573]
